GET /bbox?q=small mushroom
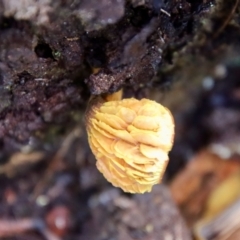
[85,90,175,193]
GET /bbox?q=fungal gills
[86,98,174,193]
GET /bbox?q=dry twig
[0,218,61,240]
[33,127,82,198]
[213,0,239,39]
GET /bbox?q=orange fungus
[85,96,174,193]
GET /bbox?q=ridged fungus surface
[85,94,174,193]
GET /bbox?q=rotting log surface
[0,0,214,158]
[1,1,240,239]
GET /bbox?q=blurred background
[0,0,240,239]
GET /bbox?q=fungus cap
[86,97,174,193]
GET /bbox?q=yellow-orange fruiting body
[85,95,174,194]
